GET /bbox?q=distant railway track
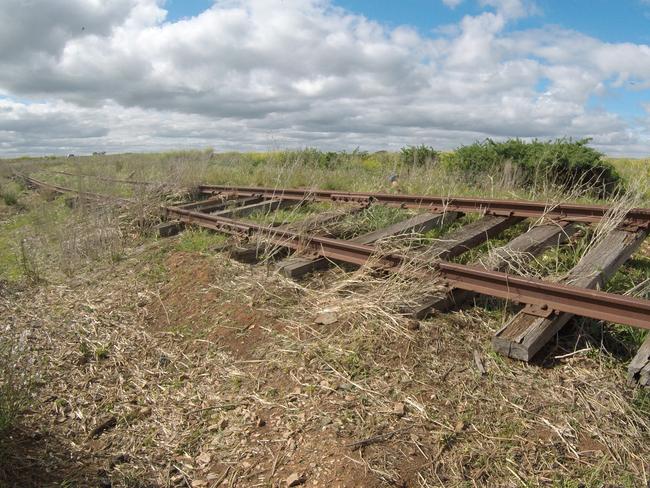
[18,174,134,205]
[198,184,650,226]
[19,176,650,386]
[40,169,157,186]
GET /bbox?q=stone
[286,472,306,487]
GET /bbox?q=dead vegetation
[0,154,649,487]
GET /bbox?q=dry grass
[3,237,648,486]
[0,153,649,487]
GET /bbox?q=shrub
[445,138,621,197]
[290,148,369,169]
[400,145,439,167]
[0,183,19,206]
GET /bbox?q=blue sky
[161,0,650,129]
[166,0,650,44]
[1,0,650,156]
[342,0,650,44]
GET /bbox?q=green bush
[400,145,439,167]
[0,183,20,206]
[289,148,369,169]
[446,138,621,197]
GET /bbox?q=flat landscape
[1,148,649,487]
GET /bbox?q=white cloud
[442,0,464,8]
[0,0,648,156]
[479,0,537,19]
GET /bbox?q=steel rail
[164,205,404,268]
[18,174,648,329]
[437,262,650,330]
[41,169,156,186]
[18,174,134,204]
[165,204,650,329]
[198,184,650,225]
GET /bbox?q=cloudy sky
[1,0,649,156]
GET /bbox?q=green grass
[0,181,20,206]
[0,196,73,282]
[175,229,227,253]
[454,219,531,265]
[332,205,414,239]
[8,149,645,206]
[244,202,335,226]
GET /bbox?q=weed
[19,238,42,283]
[94,344,110,361]
[333,205,413,239]
[175,229,227,253]
[632,388,650,415]
[0,183,19,206]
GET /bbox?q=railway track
[16,175,650,386]
[39,169,157,186]
[170,185,650,386]
[17,174,134,205]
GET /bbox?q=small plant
[94,344,110,361]
[19,238,42,283]
[400,145,439,167]
[175,229,227,253]
[0,183,20,206]
[632,388,650,415]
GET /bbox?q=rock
[393,402,406,417]
[314,312,338,325]
[286,472,306,487]
[139,406,152,417]
[196,452,211,467]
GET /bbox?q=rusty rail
[198,184,650,226]
[164,205,404,268]
[164,203,650,330]
[17,174,650,331]
[41,169,156,186]
[437,262,650,330]
[17,174,134,205]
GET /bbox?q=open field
[1,150,649,487]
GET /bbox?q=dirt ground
[1,225,649,488]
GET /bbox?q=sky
[0,0,649,157]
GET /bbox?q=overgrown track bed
[166,186,650,386]
[198,184,650,224]
[39,169,156,187]
[17,174,134,206]
[19,176,650,386]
